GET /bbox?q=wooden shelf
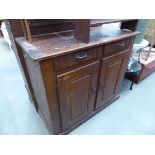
[74,19,138,43]
[29,19,72,27]
[20,19,138,44]
[90,19,129,27]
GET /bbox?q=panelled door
[95,50,130,110]
[57,61,100,131]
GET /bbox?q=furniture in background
[0,19,2,36]
[134,20,148,44]
[144,20,155,46]
[128,39,149,70]
[144,20,155,61]
[135,51,155,83]
[135,20,155,83]
[126,20,149,86]
[125,60,142,90]
[7,19,138,134]
[125,40,148,90]
[0,21,13,51]
[145,43,154,61]
[128,20,148,69]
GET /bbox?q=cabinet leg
[130,80,134,90]
[130,73,139,90]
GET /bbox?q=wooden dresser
[9,19,138,134]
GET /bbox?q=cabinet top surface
[16,26,138,61]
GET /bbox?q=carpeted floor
[0,37,155,135]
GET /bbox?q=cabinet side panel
[39,59,62,134]
[23,55,54,134]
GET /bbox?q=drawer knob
[75,53,87,59]
[117,43,125,48]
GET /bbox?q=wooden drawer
[53,47,102,71]
[104,38,131,56]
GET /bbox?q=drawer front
[53,47,102,71]
[104,38,131,56]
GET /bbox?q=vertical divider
[73,19,90,43]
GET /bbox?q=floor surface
[0,37,155,135]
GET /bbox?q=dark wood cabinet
[57,61,100,130]
[95,50,129,110]
[12,19,138,134]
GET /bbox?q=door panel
[70,75,90,120]
[95,50,129,110]
[57,61,100,131]
[103,60,121,99]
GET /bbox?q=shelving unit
[20,19,138,43]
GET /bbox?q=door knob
[100,82,104,100]
[100,82,104,90]
[91,87,96,95]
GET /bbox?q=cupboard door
[95,50,130,110]
[57,61,100,131]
